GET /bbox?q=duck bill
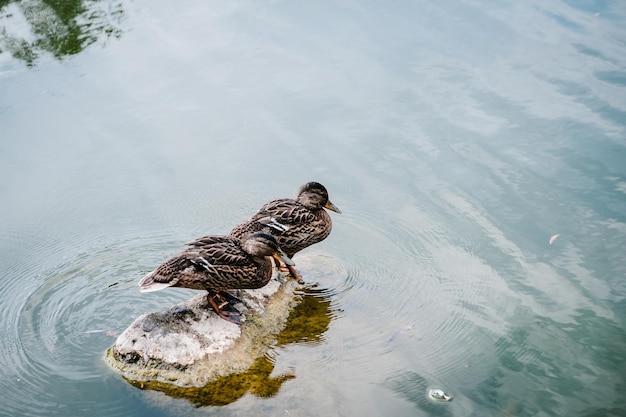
[273,248,295,266]
[325,200,342,214]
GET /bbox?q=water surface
[1,1,625,416]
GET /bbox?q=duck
[138,232,294,324]
[224,182,341,281]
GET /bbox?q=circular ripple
[0,230,192,417]
[295,196,517,392]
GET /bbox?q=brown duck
[138,232,294,324]
[224,182,341,281]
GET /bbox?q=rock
[106,272,301,387]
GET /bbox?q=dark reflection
[126,288,333,407]
[0,0,124,67]
[276,286,333,346]
[125,355,295,407]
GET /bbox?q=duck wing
[186,238,252,266]
[185,234,238,248]
[139,237,253,292]
[250,199,317,232]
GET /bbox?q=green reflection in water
[0,0,124,66]
[126,288,333,407]
[125,355,296,407]
[276,286,333,346]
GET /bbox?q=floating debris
[428,388,452,402]
[549,234,560,245]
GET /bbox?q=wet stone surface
[106,273,301,387]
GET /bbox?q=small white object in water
[549,234,560,245]
[428,388,452,402]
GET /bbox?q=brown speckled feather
[229,183,339,258]
[139,235,272,292]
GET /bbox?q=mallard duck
[138,232,294,324]
[227,182,341,281]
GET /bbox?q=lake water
[1,1,625,416]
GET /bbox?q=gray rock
[106,272,300,387]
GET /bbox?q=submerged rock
[106,272,301,387]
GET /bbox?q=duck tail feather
[138,271,172,292]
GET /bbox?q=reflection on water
[125,355,295,407]
[276,286,333,346]
[124,288,333,407]
[0,0,124,66]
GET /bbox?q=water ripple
[0,231,188,417]
[305,196,525,397]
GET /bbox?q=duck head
[296,182,342,213]
[243,232,295,266]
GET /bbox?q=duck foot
[284,264,304,283]
[219,290,242,304]
[275,259,303,283]
[206,292,242,325]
